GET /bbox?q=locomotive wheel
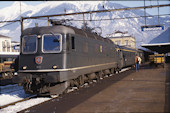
[75,78,80,87]
[98,71,104,79]
[95,72,100,82]
[79,75,85,86]
[70,80,75,87]
[70,78,80,88]
[85,74,91,84]
[110,68,115,74]
[113,68,116,74]
[116,68,120,73]
[87,73,96,84]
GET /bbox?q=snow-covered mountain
[0,1,169,48]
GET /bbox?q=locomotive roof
[22,25,114,44]
[22,25,75,36]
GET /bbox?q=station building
[0,34,19,63]
[107,31,136,48]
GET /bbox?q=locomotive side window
[71,36,75,49]
[22,35,37,54]
[42,34,62,53]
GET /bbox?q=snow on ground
[0,84,51,113]
[0,97,51,113]
[0,84,31,106]
[120,67,131,73]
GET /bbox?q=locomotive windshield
[22,35,37,54]
[42,34,62,53]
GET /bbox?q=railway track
[0,95,37,109]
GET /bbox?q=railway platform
[66,63,170,112]
[20,63,170,113]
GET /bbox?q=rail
[0,95,37,109]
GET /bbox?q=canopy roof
[141,27,170,53]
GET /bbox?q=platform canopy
[141,27,170,53]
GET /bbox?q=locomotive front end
[13,26,70,95]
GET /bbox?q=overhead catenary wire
[45,13,170,22]
[0,21,18,28]
[0,20,20,23]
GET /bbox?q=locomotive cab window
[42,34,62,53]
[22,35,37,54]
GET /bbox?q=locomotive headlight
[23,66,27,70]
[37,35,41,38]
[52,65,58,69]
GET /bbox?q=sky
[0,1,169,16]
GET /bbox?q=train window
[71,37,75,49]
[42,34,62,53]
[2,41,5,47]
[125,40,128,46]
[116,40,121,45]
[2,41,6,52]
[22,35,37,54]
